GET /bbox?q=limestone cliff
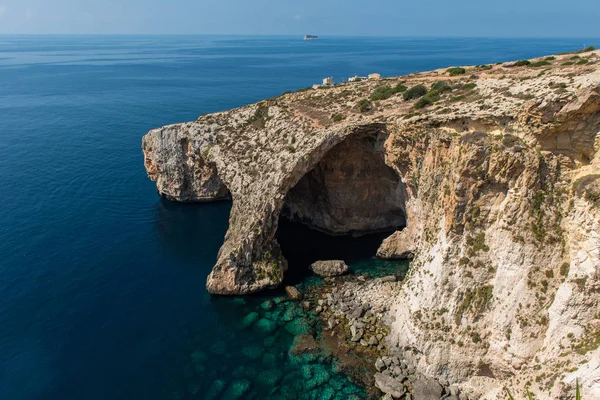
[143,50,600,399]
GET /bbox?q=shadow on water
[154,197,232,266]
[276,216,398,286]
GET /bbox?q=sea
[0,35,597,400]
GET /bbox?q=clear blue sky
[0,0,598,36]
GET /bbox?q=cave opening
[276,126,408,285]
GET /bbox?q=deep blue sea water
[1,35,598,400]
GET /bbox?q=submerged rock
[309,260,349,277]
[221,379,251,400]
[256,368,283,386]
[190,350,207,364]
[205,379,226,400]
[289,333,319,356]
[240,312,259,329]
[260,299,275,311]
[261,352,277,367]
[254,318,276,334]
[208,340,226,356]
[186,383,200,396]
[285,317,312,336]
[241,345,263,360]
[306,364,331,389]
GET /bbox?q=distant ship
[304,35,319,41]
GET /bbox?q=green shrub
[357,99,372,113]
[462,82,477,90]
[395,83,408,92]
[370,85,397,101]
[563,61,575,66]
[369,83,408,101]
[576,59,590,65]
[514,60,531,66]
[414,97,433,109]
[332,114,345,122]
[528,61,551,68]
[455,285,493,324]
[545,56,556,61]
[476,64,493,70]
[403,85,428,100]
[247,104,270,129]
[559,45,596,55]
[447,67,466,76]
[507,379,582,399]
[431,80,453,93]
[573,174,600,207]
[560,262,570,277]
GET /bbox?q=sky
[0,0,598,37]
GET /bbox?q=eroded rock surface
[143,50,600,399]
[310,260,349,277]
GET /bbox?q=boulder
[411,374,444,400]
[309,260,349,277]
[350,327,364,342]
[376,229,416,260]
[285,286,303,301]
[375,357,386,372]
[374,373,406,398]
[327,318,339,330]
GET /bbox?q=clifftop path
[143,50,600,399]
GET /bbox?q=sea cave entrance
[276,125,408,285]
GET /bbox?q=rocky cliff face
[143,50,600,399]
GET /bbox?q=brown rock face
[282,130,407,235]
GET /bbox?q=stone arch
[206,123,411,294]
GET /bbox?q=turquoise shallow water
[1,35,598,399]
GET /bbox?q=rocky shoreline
[294,263,462,400]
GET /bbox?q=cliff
[143,50,600,399]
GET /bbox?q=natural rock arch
[199,122,411,295]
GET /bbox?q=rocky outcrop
[143,50,600,399]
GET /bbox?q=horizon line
[0,33,599,40]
